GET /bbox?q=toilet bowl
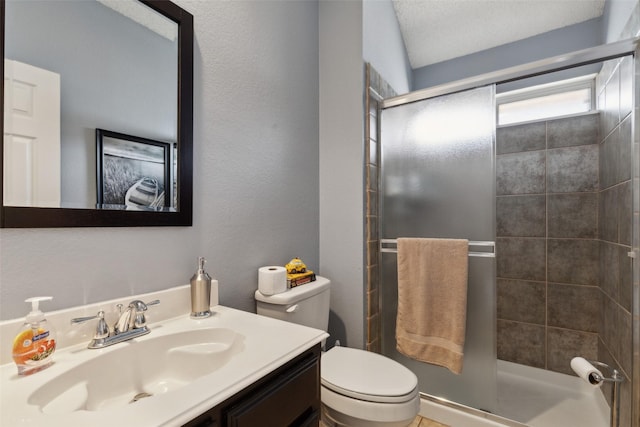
[254,276,420,427]
[321,346,420,427]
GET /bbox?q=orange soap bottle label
[13,328,56,366]
[14,297,56,375]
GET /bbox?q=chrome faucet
[114,299,158,334]
[71,299,160,349]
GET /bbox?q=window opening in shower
[497,74,595,125]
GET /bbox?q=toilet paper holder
[585,360,624,427]
[585,360,625,384]
[589,360,624,383]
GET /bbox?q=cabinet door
[225,352,320,427]
[182,410,219,427]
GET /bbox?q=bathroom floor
[319,416,447,427]
[410,416,450,427]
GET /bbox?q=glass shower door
[380,85,497,412]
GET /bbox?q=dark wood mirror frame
[0,0,193,228]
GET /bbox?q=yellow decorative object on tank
[285,257,307,274]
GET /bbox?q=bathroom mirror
[0,0,193,227]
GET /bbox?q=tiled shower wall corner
[364,63,396,353]
[496,55,634,425]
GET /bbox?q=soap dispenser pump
[190,257,212,318]
[12,296,57,375]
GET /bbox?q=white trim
[495,73,596,103]
[382,37,638,109]
[496,110,599,129]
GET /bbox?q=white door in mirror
[3,59,60,207]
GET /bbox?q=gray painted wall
[319,0,365,349]
[413,18,604,91]
[363,0,412,95]
[0,0,319,320]
[317,0,412,349]
[5,1,177,208]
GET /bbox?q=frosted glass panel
[380,86,497,412]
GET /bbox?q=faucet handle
[128,299,160,312]
[129,299,160,328]
[71,310,110,339]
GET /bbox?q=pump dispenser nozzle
[25,296,52,324]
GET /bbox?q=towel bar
[380,239,495,258]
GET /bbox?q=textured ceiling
[392,0,606,69]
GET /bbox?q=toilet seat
[321,347,419,404]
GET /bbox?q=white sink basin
[1,291,328,427]
[28,328,244,414]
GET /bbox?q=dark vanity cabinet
[184,344,321,427]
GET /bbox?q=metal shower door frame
[382,37,639,109]
[377,36,640,427]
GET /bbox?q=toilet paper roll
[571,357,603,387]
[258,266,287,296]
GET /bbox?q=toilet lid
[321,347,418,403]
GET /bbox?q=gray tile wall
[596,56,634,426]
[496,112,602,373]
[365,64,397,353]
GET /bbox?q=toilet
[255,276,420,427]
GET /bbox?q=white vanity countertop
[0,296,327,426]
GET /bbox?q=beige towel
[396,237,468,374]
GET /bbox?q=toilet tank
[255,276,330,332]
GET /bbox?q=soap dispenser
[190,257,212,318]
[12,296,57,375]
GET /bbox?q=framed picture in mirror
[96,129,173,211]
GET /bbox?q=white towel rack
[380,239,495,258]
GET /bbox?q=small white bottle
[12,297,57,375]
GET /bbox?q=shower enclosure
[374,39,639,426]
[380,86,498,412]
